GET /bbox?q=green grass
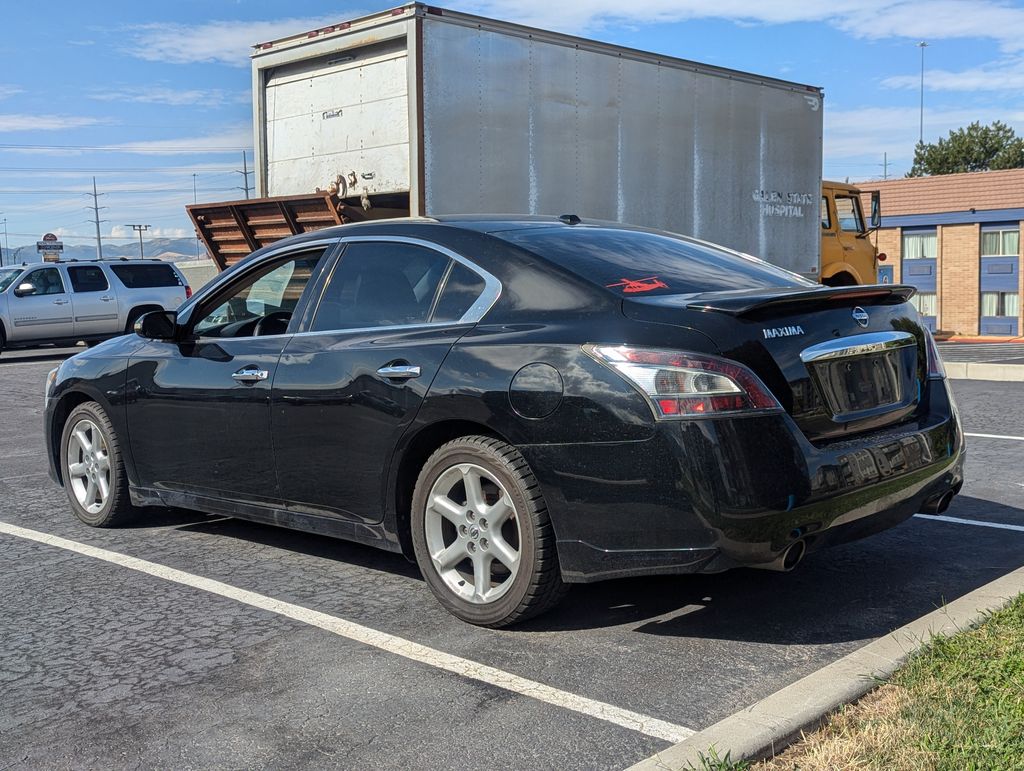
[758,592,1024,770]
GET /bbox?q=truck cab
[820,181,882,286]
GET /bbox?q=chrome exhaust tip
[919,490,955,515]
[753,540,806,572]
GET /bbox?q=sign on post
[37,232,63,262]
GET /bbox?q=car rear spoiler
[681,284,917,318]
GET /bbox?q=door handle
[376,364,421,380]
[52,299,69,305]
[232,366,270,384]
[100,296,114,302]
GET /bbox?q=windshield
[0,268,23,292]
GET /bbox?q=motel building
[859,168,1023,337]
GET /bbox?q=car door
[125,244,333,502]
[66,264,119,338]
[272,236,498,523]
[7,266,74,342]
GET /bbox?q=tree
[907,121,1024,177]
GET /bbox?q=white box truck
[192,4,824,275]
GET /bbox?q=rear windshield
[110,263,181,288]
[497,227,812,297]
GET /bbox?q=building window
[981,227,1019,257]
[902,230,936,259]
[981,292,1020,317]
[910,292,937,317]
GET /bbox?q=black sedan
[44,217,964,627]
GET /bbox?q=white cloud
[0,114,110,132]
[124,14,358,66]
[109,225,189,238]
[0,85,22,100]
[89,86,249,107]
[100,125,252,155]
[884,57,1024,91]
[464,0,1024,51]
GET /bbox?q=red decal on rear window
[605,276,668,294]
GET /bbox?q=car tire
[59,401,138,527]
[411,436,566,627]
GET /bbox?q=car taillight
[585,345,782,419]
[185,285,193,299]
[923,328,946,379]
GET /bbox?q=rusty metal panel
[187,194,343,270]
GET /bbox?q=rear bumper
[522,378,964,583]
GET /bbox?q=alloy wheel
[423,463,522,604]
[66,418,111,515]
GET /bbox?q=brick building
[858,168,1023,337]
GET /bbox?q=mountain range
[5,238,209,265]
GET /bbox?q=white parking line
[0,520,694,744]
[913,513,1024,533]
[965,432,1024,442]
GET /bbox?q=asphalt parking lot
[2,350,1023,769]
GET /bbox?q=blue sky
[1,0,1021,254]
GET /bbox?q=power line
[0,187,238,195]
[0,142,252,152]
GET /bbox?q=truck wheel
[60,402,138,527]
[411,436,566,627]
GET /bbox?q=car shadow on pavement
[174,515,422,579]
[156,496,1024,645]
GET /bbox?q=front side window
[820,196,831,229]
[19,267,65,296]
[310,242,450,332]
[834,196,864,232]
[902,230,936,260]
[981,227,1020,257]
[981,292,1020,317]
[909,292,937,317]
[68,265,109,293]
[193,249,325,338]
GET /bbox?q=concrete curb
[627,564,1024,770]
[946,362,1024,381]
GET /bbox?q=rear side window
[68,265,109,293]
[432,263,487,322]
[310,242,449,332]
[497,228,812,297]
[110,263,181,288]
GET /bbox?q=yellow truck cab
[820,181,883,286]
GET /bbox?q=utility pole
[882,152,889,180]
[192,172,201,259]
[235,150,253,199]
[85,177,108,260]
[0,215,7,266]
[917,41,929,146]
[126,224,151,258]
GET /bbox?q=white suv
[0,259,191,352]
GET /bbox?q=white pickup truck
[0,259,190,352]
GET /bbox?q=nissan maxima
[44,217,964,627]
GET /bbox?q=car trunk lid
[624,285,926,442]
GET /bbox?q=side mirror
[13,282,36,297]
[870,191,881,230]
[135,310,178,340]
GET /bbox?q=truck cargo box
[250,4,824,276]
